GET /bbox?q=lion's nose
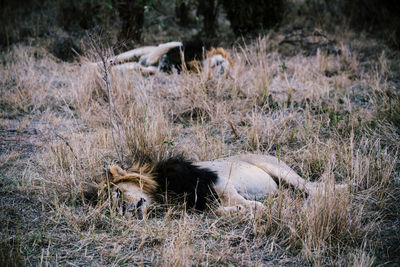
[125,203,136,214]
[136,208,143,220]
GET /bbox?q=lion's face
[108,165,153,219]
[203,48,233,77]
[205,54,231,75]
[113,182,151,219]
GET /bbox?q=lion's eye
[115,188,122,198]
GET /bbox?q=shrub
[343,0,400,48]
[221,0,287,36]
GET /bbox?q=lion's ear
[109,165,127,178]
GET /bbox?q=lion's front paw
[235,205,246,213]
[216,205,247,215]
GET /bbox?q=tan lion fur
[106,164,158,195]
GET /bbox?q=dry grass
[1,28,399,266]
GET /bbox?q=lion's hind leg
[239,154,347,196]
[143,42,182,66]
[109,46,157,65]
[238,154,315,194]
[112,62,158,75]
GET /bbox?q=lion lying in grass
[100,154,345,219]
[92,40,233,76]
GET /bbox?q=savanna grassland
[1,2,400,266]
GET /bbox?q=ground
[1,25,400,266]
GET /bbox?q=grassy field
[1,22,399,266]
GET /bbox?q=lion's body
[105,154,343,217]
[94,40,233,76]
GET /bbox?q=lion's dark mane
[159,39,206,73]
[152,156,219,210]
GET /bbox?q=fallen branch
[279,30,340,55]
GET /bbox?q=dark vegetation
[222,0,286,36]
[307,0,400,49]
[2,0,400,58]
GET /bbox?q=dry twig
[87,32,125,165]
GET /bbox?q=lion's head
[102,164,157,219]
[203,47,234,77]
